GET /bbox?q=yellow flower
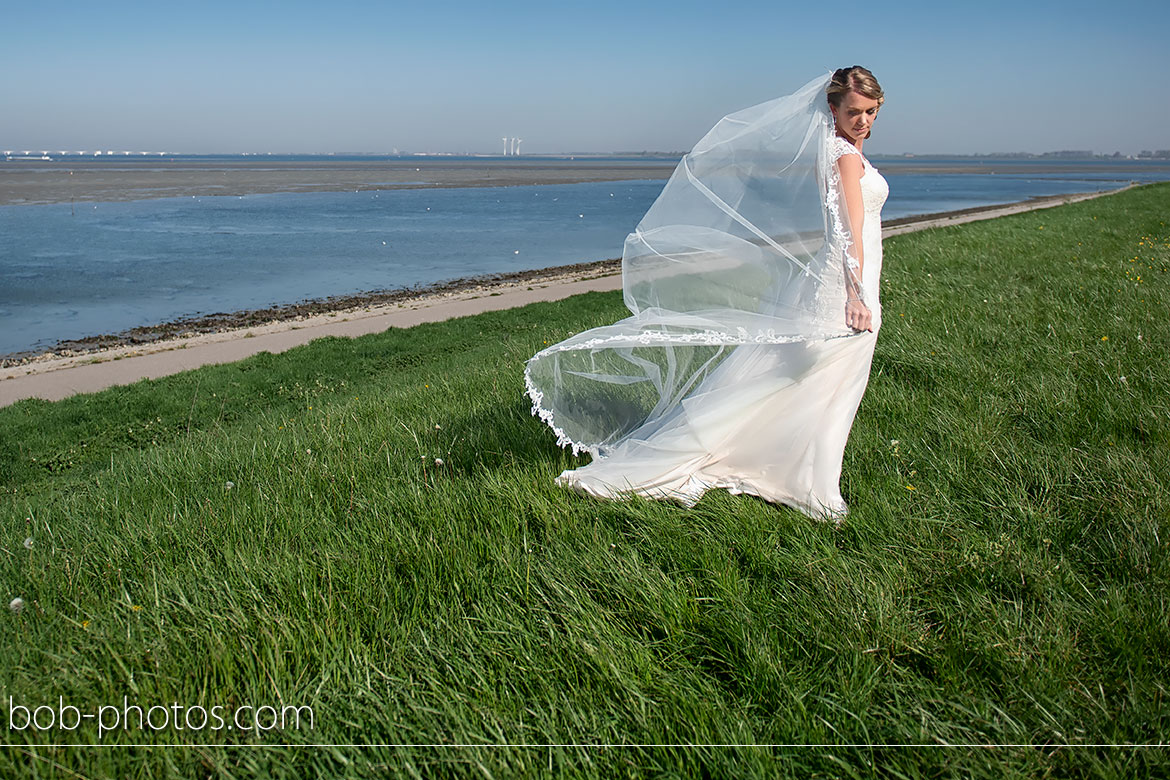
[905,485,916,491]
[1101,336,1109,341]
[131,605,142,612]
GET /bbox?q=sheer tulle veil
[525,72,867,458]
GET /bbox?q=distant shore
[0,158,678,206]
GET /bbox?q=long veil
[524,72,865,458]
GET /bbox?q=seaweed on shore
[0,257,622,366]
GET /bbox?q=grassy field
[2,183,1167,778]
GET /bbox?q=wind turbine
[514,139,522,156]
[502,137,509,156]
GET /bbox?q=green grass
[2,183,1168,778]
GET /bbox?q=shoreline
[0,257,624,365]
[0,183,1138,406]
[0,185,1131,367]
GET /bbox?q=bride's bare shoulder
[835,146,864,182]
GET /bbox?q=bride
[524,67,888,521]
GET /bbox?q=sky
[1,0,1167,156]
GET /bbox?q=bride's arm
[837,153,873,332]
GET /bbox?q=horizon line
[4,149,1170,160]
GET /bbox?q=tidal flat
[0,157,678,206]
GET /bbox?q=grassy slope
[1,184,1167,778]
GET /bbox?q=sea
[2,155,1169,358]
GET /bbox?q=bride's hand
[845,298,873,332]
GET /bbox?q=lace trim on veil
[523,324,852,456]
[823,134,865,286]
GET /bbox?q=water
[2,159,1169,357]
[876,158,1170,218]
[0,180,657,356]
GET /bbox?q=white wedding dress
[554,139,886,519]
[525,75,889,521]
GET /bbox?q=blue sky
[1,0,1166,155]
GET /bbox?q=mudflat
[0,158,677,206]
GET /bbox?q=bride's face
[832,91,881,143]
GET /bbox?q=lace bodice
[828,136,888,226]
[861,161,888,227]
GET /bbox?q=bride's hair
[826,66,884,108]
[827,66,883,138]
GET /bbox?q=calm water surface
[2,160,1169,357]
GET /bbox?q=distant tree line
[999,150,1170,159]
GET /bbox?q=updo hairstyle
[826,66,884,138]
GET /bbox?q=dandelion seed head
[23,537,33,550]
[434,458,444,467]
[9,597,24,614]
